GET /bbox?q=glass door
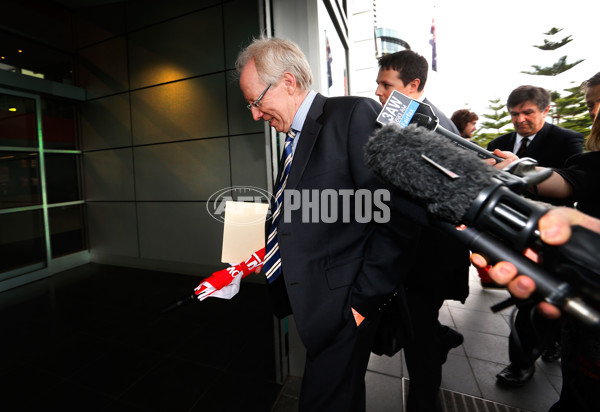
[0,89,87,290]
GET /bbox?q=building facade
[0,0,368,382]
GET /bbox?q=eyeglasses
[246,83,272,111]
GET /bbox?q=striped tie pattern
[516,137,529,157]
[263,130,296,283]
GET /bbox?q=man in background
[487,85,583,387]
[375,50,470,412]
[487,85,583,170]
[585,71,600,119]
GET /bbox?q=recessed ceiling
[52,0,122,10]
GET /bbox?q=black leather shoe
[541,342,561,362]
[496,364,535,386]
[441,327,464,349]
[440,326,464,363]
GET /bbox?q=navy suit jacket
[424,98,461,136]
[487,122,583,206]
[267,93,421,355]
[406,98,470,302]
[487,122,583,169]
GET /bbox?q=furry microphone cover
[365,123,497,224]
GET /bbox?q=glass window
[42,98,77,150]
[0,88,85,280]
[49,204,86,258]
[0,151,41,209]
[0,209,45,272]
[0,94,38,148]
[0,31,73,84]
[44,153,81,204]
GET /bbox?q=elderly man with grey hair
[235,37,420,411]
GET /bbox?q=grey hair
[235,37,313,91]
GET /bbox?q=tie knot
[287,129,297,139]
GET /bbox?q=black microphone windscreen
[365,123,497,223]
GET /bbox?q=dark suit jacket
[487,122,583,169]
[409,98,470,302]
[487,122,584,206]
[267,93,420,355]
[424,98,461,136]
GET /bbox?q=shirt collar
[516,133,536,142]
[290,89,317,133]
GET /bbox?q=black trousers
[403,289,446,412]
[508,300,560,368]
[548,320,599,412]
[299,311,380,412]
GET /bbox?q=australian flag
[429,18,437,72]
[326,35,333,88]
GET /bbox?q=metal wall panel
[133,138,230,201]
[84,148,135,201]
[81,93,132,151]
[87,202,139,258]
[137,202,223,264]
[130,74,228,145]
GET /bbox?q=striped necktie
[263,129,296,283]
[516,137,529,157]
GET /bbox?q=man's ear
[542,105,551,116]
[408,78,421,93]
[282,72,297,95]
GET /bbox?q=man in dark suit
[375,50,470,412]
[375,51,461,134]
[236,37,420,412]
[488,85,583,170]
[487,85,583,387]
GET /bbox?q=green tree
[553,83,591,134]
[521,28,584,76]
[521,27,591,134]
[471,98,512,148]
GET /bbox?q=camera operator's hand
[471,207,600,319]
[483,149,518,168]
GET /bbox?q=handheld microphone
[411,112,504,163]
[365,122,600,329]
[377,90,503,163]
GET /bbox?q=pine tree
[521,28,584,76]
[521,27,591,134]
[471,98,512,148]
[553,83,591,134]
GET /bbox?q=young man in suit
[236,37,420,412]
[375,50,470,412]
[375,50,461,135]
[487,85,584,386]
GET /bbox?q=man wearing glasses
[236,37,419,412]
